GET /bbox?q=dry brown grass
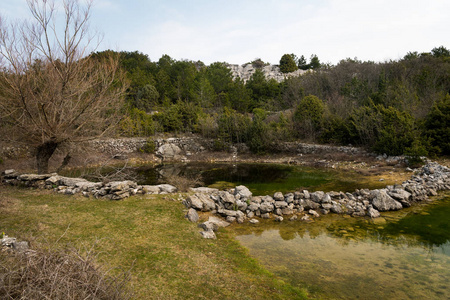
[0,241,132,300]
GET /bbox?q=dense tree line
[76,47,450,158]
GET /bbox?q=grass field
[0,186,309,299]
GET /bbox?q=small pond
[233,195,450,299]
[72,162,404,196]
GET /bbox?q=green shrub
[294,95,326,140]
[139,138,156,153]
[423,94,450,155]
[347,103,417,155]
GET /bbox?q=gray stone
[189,187,219,193]
[311,191,325,203]
[370,189,403,211]
[76,181,103,191]
[157,184,177,193]
[322,194,332,203]
[275,216,284,222]
[308,209,320,218]
[273,192,284,201]
[219,191,236,204]
[321,203,333,210]
[367,206,381,218]
[200,230,216,239]
[262,195,275,203]
[303,190,310,199]
[331,204,343,214]
[18,173,55,181]
[248,202,260,211]
[58,177,89,187]
[156,144,183,160]
[289,215,298,221]
[274,201,288,208]
[234,185,252,200]
[281,207,294,215]
[186,208,199,222]
[142,185,161,194]
[261,213,271,219]
[199,221,218,231]
[301,214,310,221]
[249,219,259,224]
[226,216,236,223]
[208,216,230,228]
[260,202,274,213]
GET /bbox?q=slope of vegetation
[113,47,450,157]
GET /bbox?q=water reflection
[75,162,401,196]
[234,197,450,299]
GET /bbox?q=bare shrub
[0,242,132,300]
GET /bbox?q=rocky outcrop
[228,64,306,83]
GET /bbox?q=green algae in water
[64,162,402,196]
[234,196,450,299]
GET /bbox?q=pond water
[233,195,450,299]
[77,162,403,196]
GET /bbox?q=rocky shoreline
[2,162,450,239]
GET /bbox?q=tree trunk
[36,140,58,174]
[56,153,72,173]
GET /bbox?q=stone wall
[183,162,450,238]
[2,162,449,239]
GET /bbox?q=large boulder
[156,144,183,160]
[157,184,177,193]
[58,176,89,187]
[234,185,252,200]
[370,189,403,211]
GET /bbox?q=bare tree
[0,0,127,173]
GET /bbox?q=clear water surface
[233,196,450,299]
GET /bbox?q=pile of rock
[183,162,450,238]
[1,235,30,253]
[1,170,177,200]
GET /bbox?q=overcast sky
[2,0,449,65]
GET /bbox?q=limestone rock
[260,202,274,213]
[370,189,403,211]
[200,230,216,239]
[189,187,219,193]
[142,185,161,194]
[367,206,381,218]
[59,176,89,187]
[156,144,183,160]
[199,221,218,232]
[275,216,284,222]
[234,185,252,200]
[207,216,231,228]
[273,192,284,201]
[308,209,320,218]
[157,184,177,193]
[186,208,199,222]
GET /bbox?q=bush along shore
[2,162,450,239]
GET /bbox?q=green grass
[0,186,308,300]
